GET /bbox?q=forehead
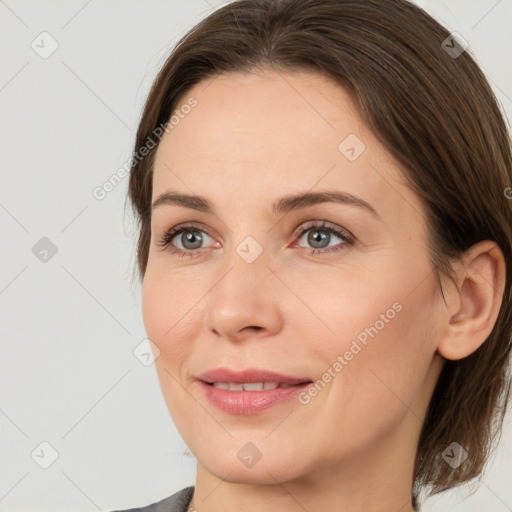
[155,70,364,168]
[152,70,422,222]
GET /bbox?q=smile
[210,382,299,391]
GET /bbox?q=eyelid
[157,221,216,247]
[293,220,356,244]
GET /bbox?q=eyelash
[157,220,356,258]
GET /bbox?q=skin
[142,69,505,512]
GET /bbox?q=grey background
[0,1,511,510]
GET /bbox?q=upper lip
[198,368,312,385]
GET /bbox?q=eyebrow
[151,190,380,218]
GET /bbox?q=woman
[113,0,512,510]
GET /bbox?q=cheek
[141,270,192,365]
[141,273,166,346]
[141,272,199,427]
[306,255,438,397]
[324,271,438,423]
[292,263,407,353]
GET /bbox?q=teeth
[211,382,291,391]
[212,382,230,390]
[242,382,265,391]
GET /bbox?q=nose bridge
[214,233,270,310]
[203,234,281,338]
[218,219,270,286]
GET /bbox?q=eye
[157,220,355,257]
[157,222,217,257]
[293,220,355,255]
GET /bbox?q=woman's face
[142,69,445,486]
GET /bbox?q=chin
[195,440,313,485]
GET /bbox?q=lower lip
[199,381,313,415]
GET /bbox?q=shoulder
[108,485,195,512]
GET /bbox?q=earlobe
[437,241,506,361]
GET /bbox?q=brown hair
[127,0,512,503]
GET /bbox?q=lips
[210,382,297,391]
[197,367,312,386]
[196,367,314,415]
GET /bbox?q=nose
[203,253,283,342]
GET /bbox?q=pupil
[309,229,329,248]
[183,230,202,249]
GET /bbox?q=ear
[437,240,506,360]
